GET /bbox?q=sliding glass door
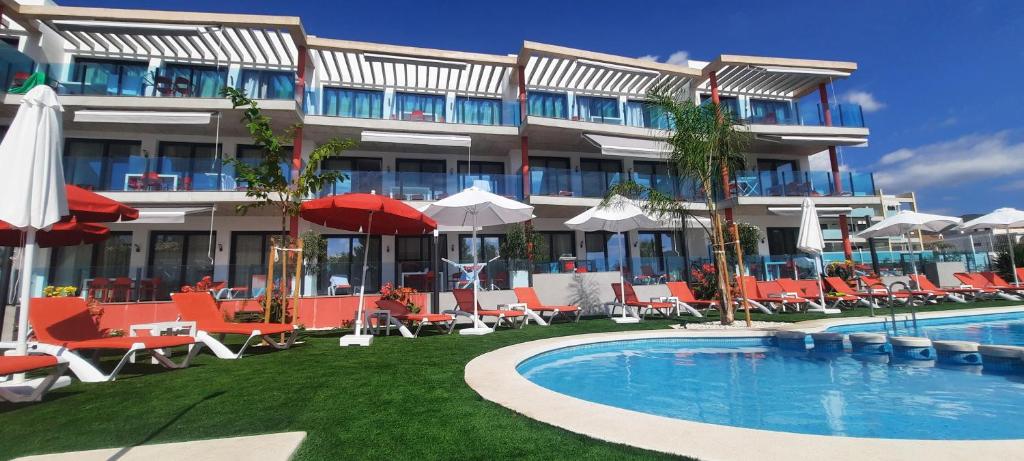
[148,231,216,300]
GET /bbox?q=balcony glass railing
[43,62,295,100]
[62,156,247,192]
[0,42,37,92]
[320,172,523,201]
[702,98,866,128]
[529,168,626,199]
[304,88,521,126]
[731,170,876,197]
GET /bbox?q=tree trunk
[706,188,734,325]
[729,222,752,327]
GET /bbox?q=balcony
[320,171,523,201]
[721,99,865,128]
[731,170,876,197]
[305,88,521,127]
[0,42,37,92]
[63,156,251,192]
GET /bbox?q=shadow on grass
[107,390,226,460]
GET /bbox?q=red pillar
[819,83,853,259]
[518,65,530,199]
[289,45,308,239]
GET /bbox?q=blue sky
[59,0,1024,214]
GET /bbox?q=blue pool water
[829,312,1024,345]
[518,314,1024,440]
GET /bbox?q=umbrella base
[459,327,495,336]
[339,334,374,347]
[611,317,641,324]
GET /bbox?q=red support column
[518,65,530,199]
[289,45,308,239]
[819,83,853,259]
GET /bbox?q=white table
[389,186,433,200]
[128,321,196,364]
[123,173,179,191]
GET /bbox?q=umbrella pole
[818,254,827,309]
[472,211,479,324]
[1008,228,1020,285]
[14,228,35,358]
[618,231,626,319]
[354,212,373,336]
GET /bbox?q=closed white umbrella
[960,208,1024,285]
[424,187,533,335]
[796,198,835,313]
[0,85,67,359]
[857,210,962,277]
[565,195,660,323]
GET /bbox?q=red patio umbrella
[0,218,108,248]
[300,193,436,346]
[64,185,139,223]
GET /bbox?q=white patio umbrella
[0,85,67,358]
[565,195,660,323]
[960,208,1024,285]
[424,187,533,335]
[857,210,962,278]
[796,198,837,314]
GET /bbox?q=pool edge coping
[465,305,1024,461]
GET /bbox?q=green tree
[606,86,751,324]
[221,87,355,244]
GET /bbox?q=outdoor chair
[171,292,297,360]
[909,274,975,303]
[0,355,69,403]
[611,282,674,319]
[664,281,716,317]
[28,297,202,382]
[370,299,455,337]
[513,287,581,324]
[449,288,526,329]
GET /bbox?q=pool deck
[465,305,1024,461]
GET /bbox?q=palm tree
[607,86,751,324]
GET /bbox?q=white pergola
[519,41,698,98]
[699,55,857,98]
[309,37,515,98]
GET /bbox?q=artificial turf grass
[1,299,1020,461]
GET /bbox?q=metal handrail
[887,281,918,335]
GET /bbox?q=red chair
[372,299,455,337]
[0,355,69,402]
[138,277,161,301]
[665,281,719,315]
[110,277,133,302]
[172,76,192,97]
[513,287,581,323]
[171,292,296,359]
[182,176,193,191]
[143,171,163,191]
[154,76,174,96]
[611,282,674,318]
[127,176,143,191]
[29,297,201,382]
[86,277,111,302]
[450,288,526,329]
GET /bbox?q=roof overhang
[768,206,854,217]
[361,131,471,148]
[755,134,867,147]
[700,54,857,98]
[583,133,669,158]
[519,41,699,98]
[135,206,213,224]
[74,110,214,124]
[308,37,515,97]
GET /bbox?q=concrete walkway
[13,431,306,461]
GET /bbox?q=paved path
[13,431,306,461]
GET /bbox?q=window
[239,69,294,100]
[584,232,629,273]
[755,159,800,196]
[749,99,795,124]
[395,235,446,292]
[637,231,684,282]
[527,91,568,119]
[229,232,277,291]
[458,234,507,290]
[625,100,672,129]
[534,232,575,273]
[574,95,620,124]
[69,58,148,96]
[321,157,383,195]
[454,96,501,125]
[321,235,381,294]
[63,138,143,191]
[162,64,227,98]
[395,92,445,122]
[579,158,622,198]
[157,142,222,191]
[529,157,571,196]
[766,227,799,255]
[234,145,292,191]
[632,161,674,197]
[322,88,384,118]
[49,232,133,288]
[700,94,741,117]
[457,161,505,195]
[395,159,446,200]
[148,231,216,300]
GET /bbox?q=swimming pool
[518,324,1024,440]
[829,311,1024,345]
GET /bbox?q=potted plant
[499,223,543,288]
[379,282,420,313]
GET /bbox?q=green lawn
[1,300,1020,461]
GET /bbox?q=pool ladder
[866,281,918,336]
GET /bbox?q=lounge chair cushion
[0,355,59,375]
[60,335,196,351]
[172,292,294,336]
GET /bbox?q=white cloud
[664,50,690,66]
[878,148,914,165]
[873,131,1024,192]
[636,50,690,66]
[807,151,852,171]
[841,90,885,112]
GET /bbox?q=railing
[63,156,245,192]
[731,170,876,197]
[705,98,866,128]
[0,42,36,92]
[529,168,628,199]
[320,172,524,201]
[304,88,521,126]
